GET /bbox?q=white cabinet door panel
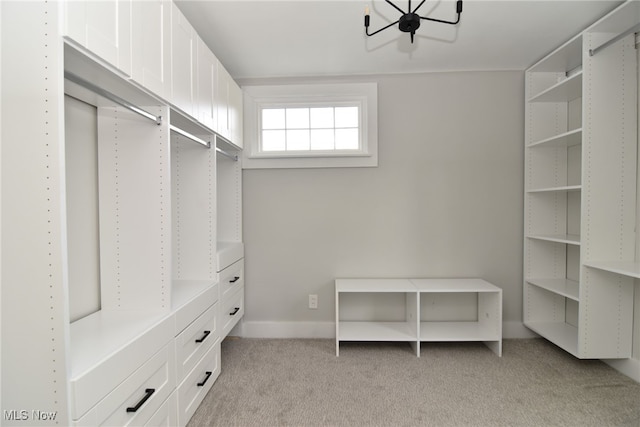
[170,3,195,116]
[132,0,171,100]
[64,0,132,76]
[196,37,217,131]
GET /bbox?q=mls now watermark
[4,409,58,421]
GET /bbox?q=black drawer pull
[126,388,155,413]
[229,276,240,283]
[197,371,212,387]
[229,307,240,316]
[195,330,211,343]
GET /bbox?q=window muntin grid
[260,105,360,153]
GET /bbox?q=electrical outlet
[308,294,318,309]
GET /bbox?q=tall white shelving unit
[1,1,243,425]
[524,0,638,359]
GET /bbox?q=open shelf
[528,71,582,103]
[525,321,579,357]
[526,278,579,301]
[529,35,583,73]
[583,261,640,279]
[338,321,416,341]
[528,128,582,148]
[527,185,581,193]
[420,322,499,342]
[527,234,580,245]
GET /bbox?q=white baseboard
[603,357,640,383]
[238,320,537,339]
[241,321,335,338]
[503,321,539,339]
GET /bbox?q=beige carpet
[188,338,640,427]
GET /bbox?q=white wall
[239,71,527,338]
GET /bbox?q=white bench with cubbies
[335,278,502,357]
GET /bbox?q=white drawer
[70,311,174,420]
[219,258,244,298]
[177,341,221,427]
[173,281,218,335]
[175,303,218,383]
[221,285,244,338]
[145,392,178,427]
[74,341,177,426]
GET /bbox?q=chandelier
[365,0,463,44]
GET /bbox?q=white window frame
[242,82,378,169]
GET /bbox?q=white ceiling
[175,0,623,80]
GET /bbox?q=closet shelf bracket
[64,71,162,125]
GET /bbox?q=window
[243,83,378,169]
[261,105,360,152]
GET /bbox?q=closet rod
[64,71,162,125]
[589,22,640,56]
[216,147,238,161]
[169,125,211,148]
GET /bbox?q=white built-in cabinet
[524,0,638,358]
[215,64,244,148]
[131,0,172,100]
[1,1,243,426]
[63,0,132,76]
[197,36,218,132]
[63,0,241,139]
[170,1,196,117]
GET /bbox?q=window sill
[241,153,378,169]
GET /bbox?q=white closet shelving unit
[216,136,245,339]
[1,1,243,425]
[336,279,419,356]
[335,278,502,357]
[524,0,638,359]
